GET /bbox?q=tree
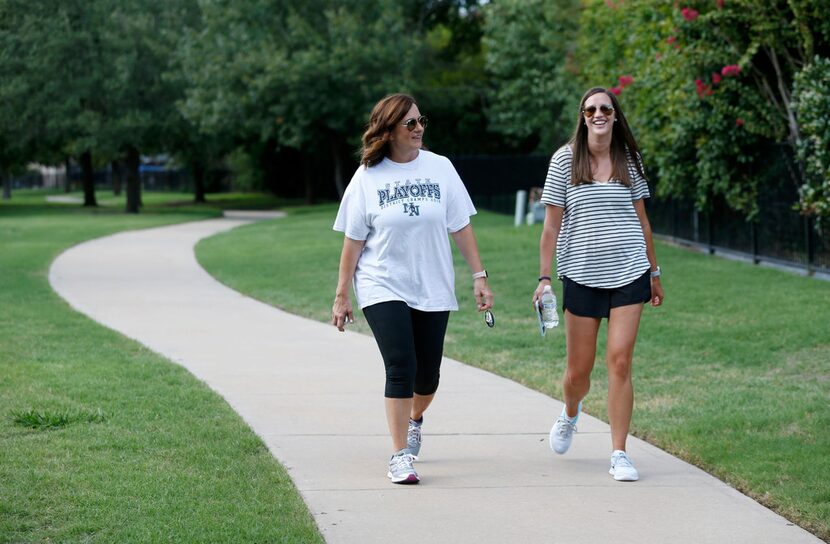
[1,0,199,212]
[0,0,82,201]
[483,0,581,153]
[93,0,198,212]
[793,56,830,220]
[575,0,830,217]
[180,0,425,200]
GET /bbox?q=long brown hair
[359,93,417,168]
[569,87,646,186]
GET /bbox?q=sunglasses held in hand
[401,115,428,131]
[582,104,614,118]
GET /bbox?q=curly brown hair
[569,87,646,187]
[359,93,417,168]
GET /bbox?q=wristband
[650,266,661,279]
[472,270,488,280]
[538,275,552,282]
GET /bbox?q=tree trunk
[1,170,10,200]
[193,161,206,203]
[257,138,279,194]
[64,157,72,193]
[125,147,141,214]
[80,150,97,207]
[112,160,122,196]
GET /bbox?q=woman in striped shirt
[534,87,664,481]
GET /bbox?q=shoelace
[556,417,577,437]
[408,425,421,444]
[613,453,633,468]
[390,453,415,472]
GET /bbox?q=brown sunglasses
[582,104,615,118]
[401,115,428,131]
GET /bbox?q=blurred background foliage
[0,0,828,218]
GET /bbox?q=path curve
[48,216,821,544]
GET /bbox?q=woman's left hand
[474,278,494,311]
[650,277,664,307]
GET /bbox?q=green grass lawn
[0,190,323,543]
[197,204,830,541]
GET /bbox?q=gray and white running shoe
[387,450,419,484]
[407,418,422,459]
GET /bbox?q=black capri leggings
[362,301,450,399]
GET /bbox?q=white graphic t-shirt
[333,150,476,311]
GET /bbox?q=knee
[607,353,632,381]
[565,368,591,390]
[384,349,417,397]
[414,373,440,396]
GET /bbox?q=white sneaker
[407,418,422,459]
[549,402,581,454]
[387,450,419,484]
[609,450,639,481]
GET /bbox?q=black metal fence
[452,154,550,215]
[452,154,830,277]
[647,197,829,275]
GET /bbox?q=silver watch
[650,266,661,279]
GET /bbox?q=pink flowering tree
[575,0,830,218]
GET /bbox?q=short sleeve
[541,146,571,207]
[333,169,370,240]
[444,157,477,233]
[628,152,650,201]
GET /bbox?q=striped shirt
[541,145,650,288]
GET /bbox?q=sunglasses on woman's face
[582,104,615,118]
[401,115,428,131]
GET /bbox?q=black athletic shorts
[562,270,651,319]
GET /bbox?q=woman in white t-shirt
[332,93,494,484]
[534,87,665,481]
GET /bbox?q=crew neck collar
[383,150,422,170]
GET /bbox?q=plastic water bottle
[541,285,559,329]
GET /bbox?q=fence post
[751,221,759,264]
[805,216,815,275]
[693,209,700,243]
[671,200,677,238]
[706,212,714,254]
[514,190,527,227]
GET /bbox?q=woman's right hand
[532,280,551,305]
[332,293,354,332]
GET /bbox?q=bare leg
[563,310,601,417]
[606,303,644,451]
[385,397,414,452]
[411,393,434,421]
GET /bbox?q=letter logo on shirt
[378,179,441,210]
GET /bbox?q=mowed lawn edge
[196,204,830,541]
[0,192,323,543]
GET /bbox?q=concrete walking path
[48,216,821,544]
